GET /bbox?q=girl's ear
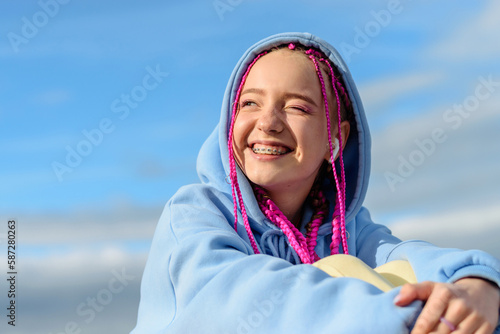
[339,120,350,150]
[325,120,351,162]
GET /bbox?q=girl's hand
[394,278,500,334]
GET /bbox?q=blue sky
[1,1,500,333]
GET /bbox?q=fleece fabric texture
[132,32,500,333]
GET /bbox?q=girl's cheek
[233,115,253,140]
[232,121,248,152]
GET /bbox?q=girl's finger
[394,281,435,306]
[437,294,472,333]
[411,284,454,334]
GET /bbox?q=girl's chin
[245,175,282,189]
[245,175,294,192]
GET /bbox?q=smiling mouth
[251,144,291,156]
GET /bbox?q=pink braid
[336,80,351,110]
[227,52,268,254]
[305,189,327,262]
[307,51,348,255]
[254,187,313,264]
[320,59,349,255]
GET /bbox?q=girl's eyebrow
[241,87,265,96]
[241,88,318,107]
[282,92,318,107]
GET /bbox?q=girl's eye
[288,105,310,114]
[241,100,257,108]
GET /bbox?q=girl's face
[232,49,338,196]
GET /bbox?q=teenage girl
[132,32,500,334]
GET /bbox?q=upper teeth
[252,147,287,155]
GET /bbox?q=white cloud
[364,89,500,215]
[388,204,500,259]
[358,71,445,110]
[389,205,500,235]
[369,89,500,170]
[21,245,147,287]
[0,203,161,244]
[13,246,146,334]
[428,1,500,60]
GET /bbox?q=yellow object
[312,254,417,292]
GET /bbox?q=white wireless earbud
[329,138,340,164]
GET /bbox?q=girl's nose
[257,107,284,134]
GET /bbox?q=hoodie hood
[197,32,371,226]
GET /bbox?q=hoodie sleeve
[353,206,500,333]
[132,188,423,334]
[353,207,500,286]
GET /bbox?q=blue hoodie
[132,32,500,333]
